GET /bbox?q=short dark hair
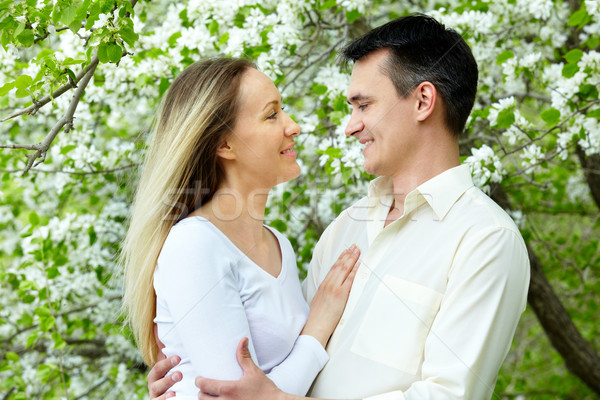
[341,14,478,136]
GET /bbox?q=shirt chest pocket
[350,274,443,375]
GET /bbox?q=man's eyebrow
[346,94,372,104]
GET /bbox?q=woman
[121,58,360,399]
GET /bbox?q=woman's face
[223,68,301,188]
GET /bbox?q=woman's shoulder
[161,216,231,256]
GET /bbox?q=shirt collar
[367,165,474,221]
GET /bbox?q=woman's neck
[194,184,270,244]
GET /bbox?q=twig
[1,56,99,122]
[0,59,99,175]
[74,377,110,400]
[0,163,138,176]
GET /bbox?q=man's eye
[358,104,367,110]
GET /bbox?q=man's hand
[195,338,284,400]
[148,324,182,400]
[148,356,182,399]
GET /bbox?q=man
[148,14,530,400]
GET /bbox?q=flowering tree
[0,0,598,398]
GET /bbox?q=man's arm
[195,338,355,400]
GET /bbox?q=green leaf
[5,352,19,362]
[16,29,34,47]
[88,226,97,246]
[107,44,122,63]
[346,9,361,23]
[564,49,583,64]
[562,63,579,78]
[52,331,66,349]
[60,144,77,155]
[120,24,139,47]
[319,0,337,11]
[495,108,515,129]
[46,266,59,279]
[568,8,590,28]
[15,88,30,98]
[158,77,170,97]
[63,57,85,66]
[0,81,14,96]
[587,109,600,120]
[97,44,109,63]
[69,20,82,33]
[541,108,561,126]
[324,147,343,158]
[270,219,287,232]
[26,332,38,348]
[40,315,55,331]
[14,75,33,89]
[579,84,599,100]
[496,50,514,65]
[29,211,40,226]
[312,84,327,95]
[208,20,219,36]
[54,255,68,267]
[60,5,78,26]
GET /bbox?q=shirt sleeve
[364,227,530,400]
[156,223,328,395]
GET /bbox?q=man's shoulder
[453,186,522,238]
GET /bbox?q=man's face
[345,48,420,178]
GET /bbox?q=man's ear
[415,81,437,122]
[217,140,236,161]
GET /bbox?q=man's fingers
[196,376,226,397]
[147,356,180,384]
[149,371,182,399]
[236,337,257,373]
[148,356,181,399]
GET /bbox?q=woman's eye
[267,112,278,120]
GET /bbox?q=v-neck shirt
[154,217,328,399]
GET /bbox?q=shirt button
[339,319,345,326]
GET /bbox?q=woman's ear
[217,140,236,161]
[415,81,437,122]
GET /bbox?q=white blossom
[464,144,506,192]
[521,144,545,172]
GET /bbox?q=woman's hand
[301,245,361,347]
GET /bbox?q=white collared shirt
[303,165,530,400]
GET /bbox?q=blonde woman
[121,58,360,400]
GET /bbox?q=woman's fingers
[328,245,360,285]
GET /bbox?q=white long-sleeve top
[303,165,530,400]
[154,216,328,400]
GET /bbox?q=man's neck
[385,157,460,226]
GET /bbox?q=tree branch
[576,145,600,210]
[0,163,138,176]
[0,58,99,176]
[1,56,99,123]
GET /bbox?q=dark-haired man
[149,14,530,400]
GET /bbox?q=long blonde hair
[121,57,254,366]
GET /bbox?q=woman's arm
[149,244,360,397]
